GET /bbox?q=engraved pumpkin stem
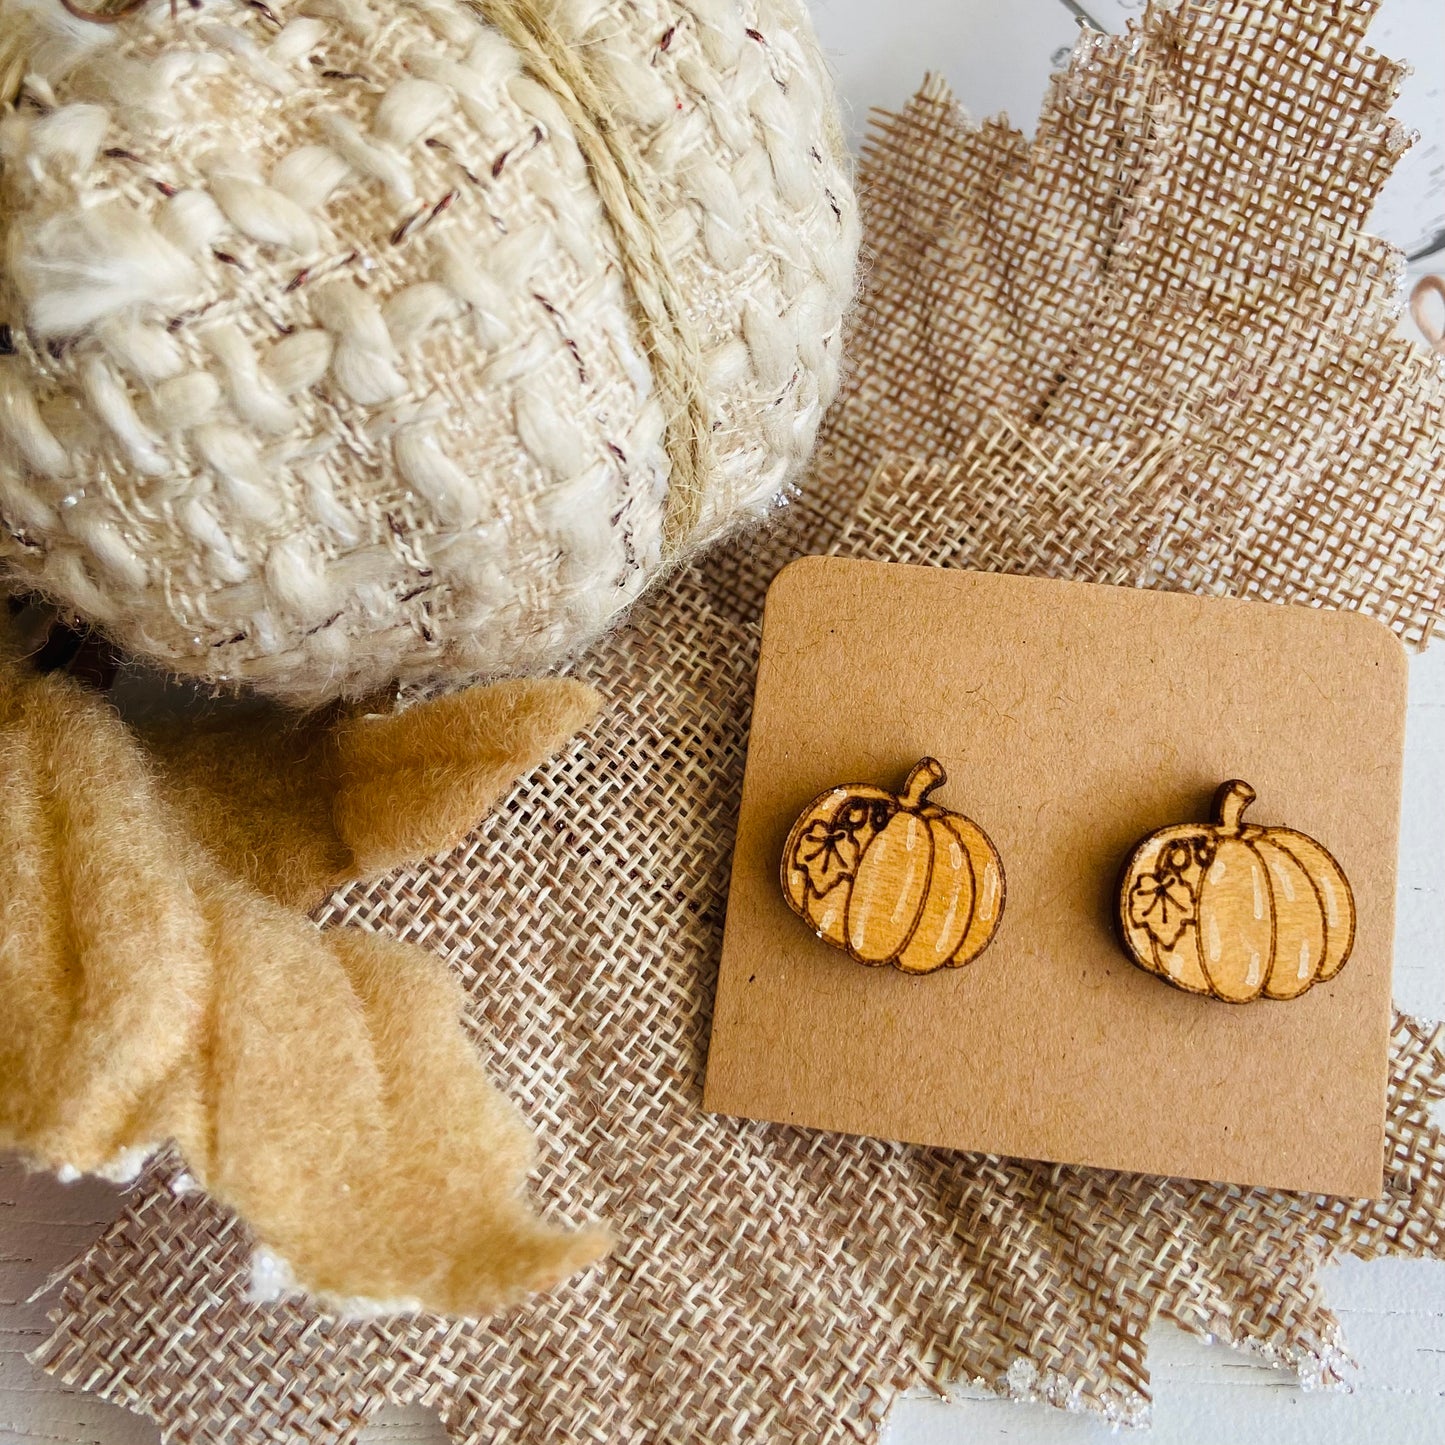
[1214,779,1257,833]
[901,757,947,808]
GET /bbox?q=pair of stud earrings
[780,757,1356,1004]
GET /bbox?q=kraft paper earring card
[704,557,1407,1197]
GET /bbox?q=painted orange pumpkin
[1117,780,1356,1003]
[780,758,1006,973]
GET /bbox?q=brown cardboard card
[703,558,1407,1197]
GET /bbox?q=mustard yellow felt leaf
[0,634,608,1313]
[139,676,601,910]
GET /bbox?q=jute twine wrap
[35,2,1445,1439]
[461,0,714,551]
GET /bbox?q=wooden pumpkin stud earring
[780,758,1006,973]
[1117,780,1356,1003]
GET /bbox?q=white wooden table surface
[3,2,1443,1442]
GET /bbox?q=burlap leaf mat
[35,1,1445,1439]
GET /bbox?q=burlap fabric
[34,1,1445,1439]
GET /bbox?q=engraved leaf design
[796,818,861,896]
[1128,869,1196,949]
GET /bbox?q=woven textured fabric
[33,0,1445,1439]
[0,0,857,703]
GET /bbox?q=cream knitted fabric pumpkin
[0,0,857,702]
